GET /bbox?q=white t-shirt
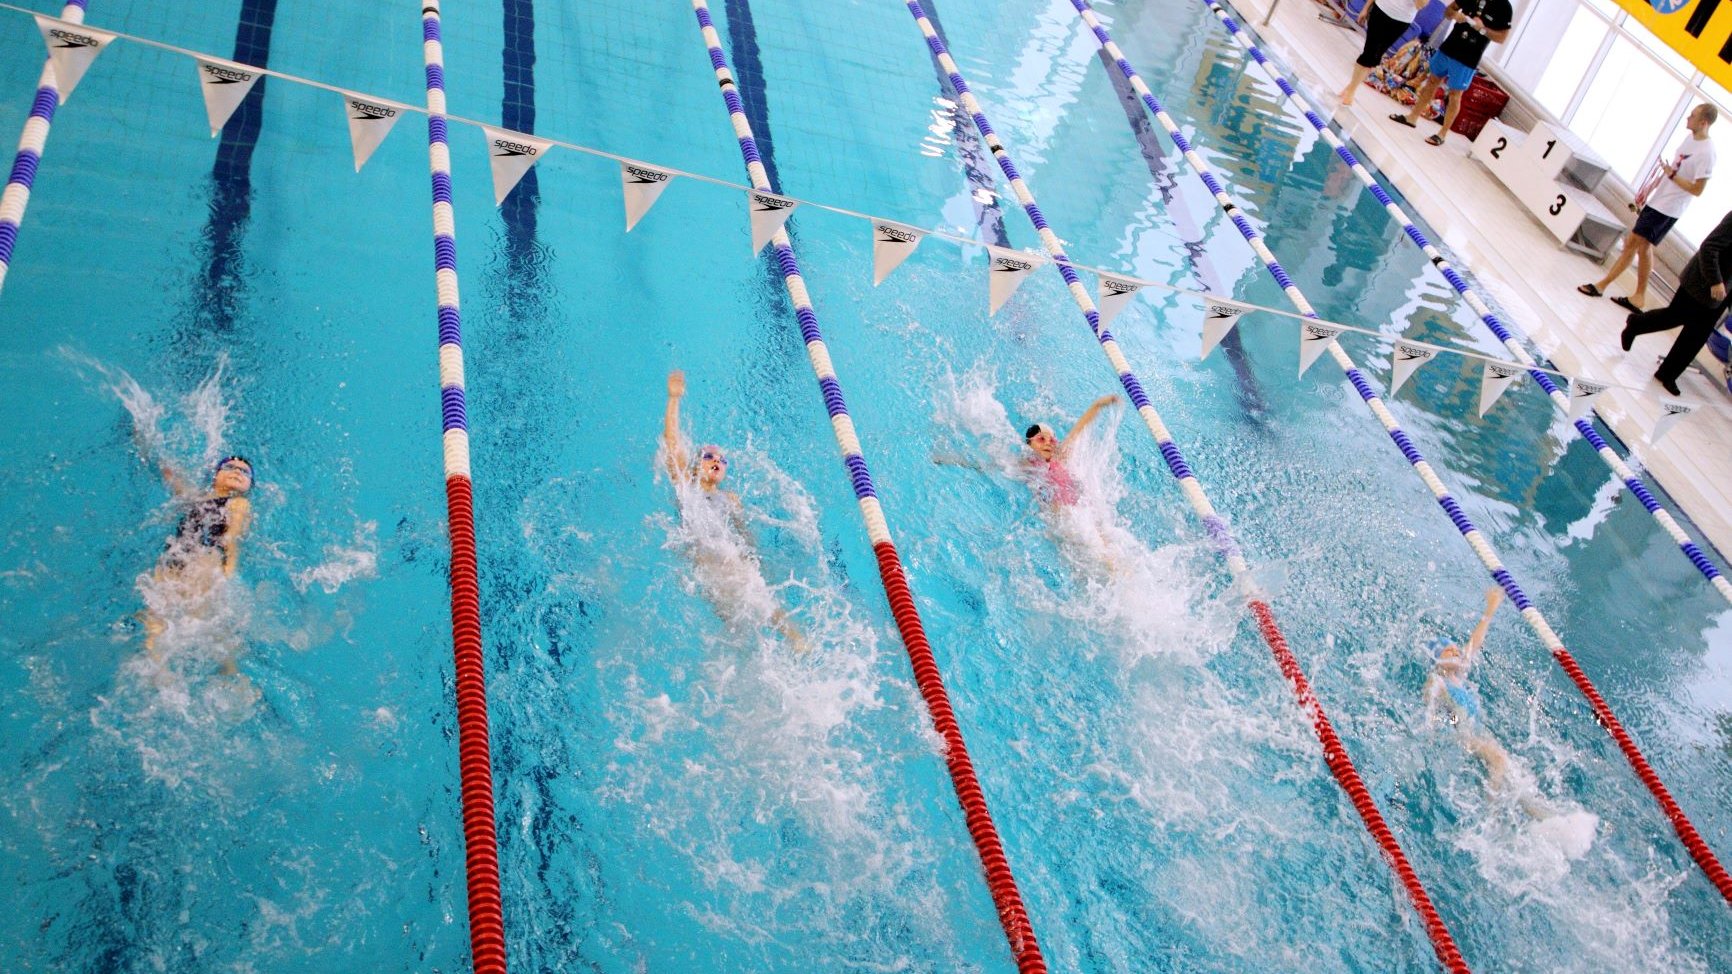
[1374,0,1421,22]
[1647,135,1716,219]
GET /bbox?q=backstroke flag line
[873,221,926,285]
[620,161,674,231]
[1095,273,1142,327]
[35,16,114,102]
[341,93,403,172]
[987,245,1041,315]
[1201,299,1248,359]
[195,57,262,136]
[483,126,554,205]
[1388,341,1438,395]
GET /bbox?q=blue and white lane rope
[1065,0,1732,909]
[419,3,508,971]
[1198,0,1732,607]
[688,4,1049,971]
[898,3,1472,968]
[0,0,88,298]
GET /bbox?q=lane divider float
[419,3,508,971]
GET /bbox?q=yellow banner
[1614,0,1732,92]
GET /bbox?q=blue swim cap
[1423,637,1455,661]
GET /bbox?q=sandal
[1425,133,1446,146]
[1612,295,1642,313]
[1389,113,1417,128]
[1576,283,1602,297]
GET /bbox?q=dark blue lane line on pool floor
[193,0,279,337]
[500,0,539,252]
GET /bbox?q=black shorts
[1633,205,1679,245]
[1357,5,1410,68]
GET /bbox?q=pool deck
[1216,0,1732,564]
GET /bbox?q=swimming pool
[2,0,1730,970]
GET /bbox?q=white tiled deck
[1222,0,1732,560]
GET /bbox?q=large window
[1530,6,1609,117]
[1571,36,1687,181]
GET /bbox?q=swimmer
[143,455,254,674]
[1023,394,1119,508]
[662,370,804,653]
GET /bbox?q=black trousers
[1625,291,1724,383]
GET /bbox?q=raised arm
[663,370,690,480]
[1059,394,1120,454]
[1462,586,1503,662]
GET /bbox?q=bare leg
[1593,232,1641,291]
[1465,732,1510,791]
[1629,238,1654,306]
[1405,75,1442,124]
[1436,90,1465,139]
[1339,63,1374,105]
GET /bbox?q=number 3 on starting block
[1473,118,1582,243]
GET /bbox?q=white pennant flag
[748,190,798,254]
[1650,400,1696,444]
[871,221,925,285]
[1565,377,1608,421]
[1200,301,1248,359]
[619,161,674,232]
[1478,361,1523,416]
[1297,322,1343,376]
[482,126,553,205]
[195,58,263,136]
[35,17,115,101]
[987,245,1041,315]
[1388,340,1439,395]
[340,94,403,172]
[1096,274,1143,327]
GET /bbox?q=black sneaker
[1620,327,1634,352]
[1657,374,1681,396]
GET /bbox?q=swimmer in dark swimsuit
[145,455,253,669]
[662,370,803,652]
[1023,394,1119,508]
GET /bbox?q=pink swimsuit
[1030,456,1080,507]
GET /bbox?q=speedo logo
[202,63,253,84]
[48,28,102,49]
[624,165,669,184]
[1302,325,1339,341]
[993,257,1033,272]
[875,225,917,244]
[1205,304,1241,318]
[492,138,539,157]
[1393,343,1431,361]
[1103,279,1139,294]
[1487,364,1521,379]
[350,100,397,120]
[752,193,794,210]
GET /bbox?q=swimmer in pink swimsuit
[1023,394,1119,507]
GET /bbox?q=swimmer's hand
[668,370,686,398]
[1485,586,1503,610]
[1093,394,1121,409]
[931,453,984,471]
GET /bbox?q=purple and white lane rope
[1065,0,1732,907]
[1197,0,1732,606]
[0,0,90,298]
[689,3,1050,971]
[896,4,1475,968]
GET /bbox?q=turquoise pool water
[2,0,1730,970]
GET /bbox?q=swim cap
[1024,423,1053,442]
[1423,637,1455,661]
[216,455,252,472]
